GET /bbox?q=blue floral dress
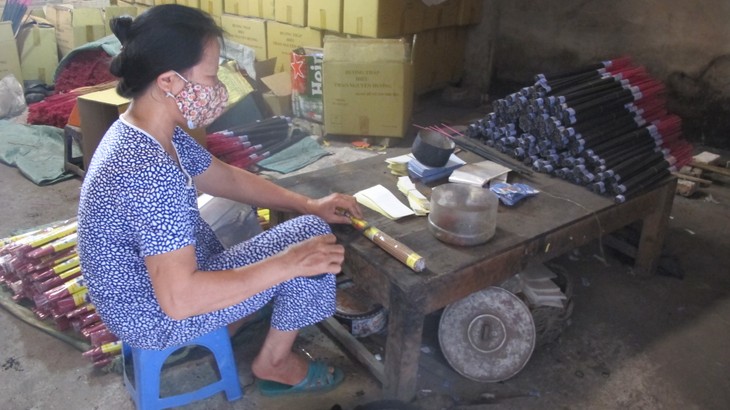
[77,119,335,350]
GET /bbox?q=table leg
[635,179,677,276]
[383,288,425,401]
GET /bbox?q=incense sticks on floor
[0,219,120,368]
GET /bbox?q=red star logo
[291,59,306,79]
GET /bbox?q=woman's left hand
[307,193,363,224]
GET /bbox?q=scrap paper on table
[448,160,512,187]
[354,184,415,220]
[396,176,430,216]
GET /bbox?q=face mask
[168,71,228,129]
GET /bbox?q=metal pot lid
[438,286,536,383]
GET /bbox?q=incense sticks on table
[463,57,692,203]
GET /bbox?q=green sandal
[258,361,345,397]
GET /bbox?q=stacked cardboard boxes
[44,4,106,57]
[13,1,483,140]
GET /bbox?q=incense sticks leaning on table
[206,116,304,171]
[463,57,693,203]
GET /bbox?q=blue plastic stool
[122,327,243,410]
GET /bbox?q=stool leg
[202,328,243,401]
[216,340,243,401]
[134,349,165,410]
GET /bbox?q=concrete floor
[1,104,729,409]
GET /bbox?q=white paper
[449,160,512,187]
[397,176,430,215]
[354,184,415,220]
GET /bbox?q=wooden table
[273,150,677,401]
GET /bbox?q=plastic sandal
[258,361,344,397]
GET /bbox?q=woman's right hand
[277,234,345,277]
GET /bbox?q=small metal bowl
[427,183,499,246]
[412,129,456,168]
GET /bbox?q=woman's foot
[251,327,339,388]
[251,350,309,386]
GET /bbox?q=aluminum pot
[412,129,456,167]
[428,183,499,246]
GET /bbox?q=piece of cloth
[257,136,331,174]
[0,120,79,185]
[77,119,336,350]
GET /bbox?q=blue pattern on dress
[77,119,335,350]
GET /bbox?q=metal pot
[428,183,499,246]
[412,129,456,168]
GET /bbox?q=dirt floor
[1,101,729,409]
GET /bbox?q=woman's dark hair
[109,5,223,98]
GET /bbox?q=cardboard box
[220,14,267,60]
[291,47,323,122]
[0,21,24,84]
[46,5,105,57]
[260,71,293,116]
[223,0,249,16]
[76,87,130,170]
[342,0,423,38]
[103,6,138,36]
[135,0,155,5]
[176,0,201,7]
[77,87,206,170]
[200,0,224,18]
[153,0,176,5]
[136,3,152,14]
[422,0,460,30]
[323,36,413,138]
[307,0,342,32]
[245,0,274,19]
[266,21,322,73]
[274,0,307,27]
[15,18,58,85]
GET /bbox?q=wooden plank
[671,172,712,186]
[383,287,425,401]
[319,317,385,383]
[689,161,730,177]
[635,178,676,276]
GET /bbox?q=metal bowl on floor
[335,278,387,338]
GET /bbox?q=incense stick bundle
[0,218,120,367]
[463,57,694,201]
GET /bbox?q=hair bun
[110,16,134,44]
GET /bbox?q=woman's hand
[305,193,363,225]
[277,234,345,277]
